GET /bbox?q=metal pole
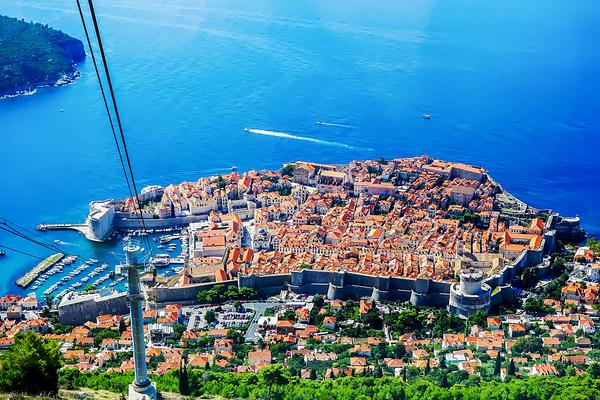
[124,243,155,399]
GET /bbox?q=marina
[21,229,189,300]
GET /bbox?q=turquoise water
[1,0,599,295]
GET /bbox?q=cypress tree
[179,360,190,396]
[373,365,383,378]
[507,359,516,376]
[494,352,502,376]
[439,370,449,388]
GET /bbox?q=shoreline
[0,69,81,101]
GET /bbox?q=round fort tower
[448,269,491,318]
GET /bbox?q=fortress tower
[448,269,491,318]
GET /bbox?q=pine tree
[402,366,407,382]
[424,359,431,375]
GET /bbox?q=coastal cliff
[0,15,86,97]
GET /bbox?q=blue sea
[1,0,599,295]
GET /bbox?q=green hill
[0,15,86,95]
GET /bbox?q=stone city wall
[146,280,238,307]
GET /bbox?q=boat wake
[316,121,355,129]
[244,128,357,149]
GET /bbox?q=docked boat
[151,254,171,267]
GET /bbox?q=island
[0,15,86,97]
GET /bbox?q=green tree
[92,328,119,347]
[282,309,296,322]
[588,362,600,379]
[494,352,502,376]
[524,296,553,313]
[312,295,325,308]
[0,331,62,394]
[204,310,217,324]
[45,295,55,309]
[384,308,426,335]
[512,336,543,354]
[172,323,186,340]
[389,343,406,359]
[259,364,289,400]
[281,164,295,177]
[239,287,257,300]
[507,359,516,376]
[468,310,488,329]
[439,370,449,388]
[82,284,96,292]
[178,360,190,396]
[225,285,240,300]
[373,365,383,378]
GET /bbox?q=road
[242,301,282,342]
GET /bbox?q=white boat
[151,254,171,267]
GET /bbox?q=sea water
[1,0,599,294]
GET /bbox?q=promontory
[0,15,86,96]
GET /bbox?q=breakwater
[16,252,64,288]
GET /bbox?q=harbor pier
[36,223,104,242]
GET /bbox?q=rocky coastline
[0,15,86,100]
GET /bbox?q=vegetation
[281,164,295,177]
[532,252,573,300]
[523,295,554,313]
[0,15,85,94]
[196,284,257,304]
[586,237,600,254]
[511,336,544,354]
[0,331,62,395]
[82,284,96,292]
[91,328,119,347]
[58,368,600,400]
